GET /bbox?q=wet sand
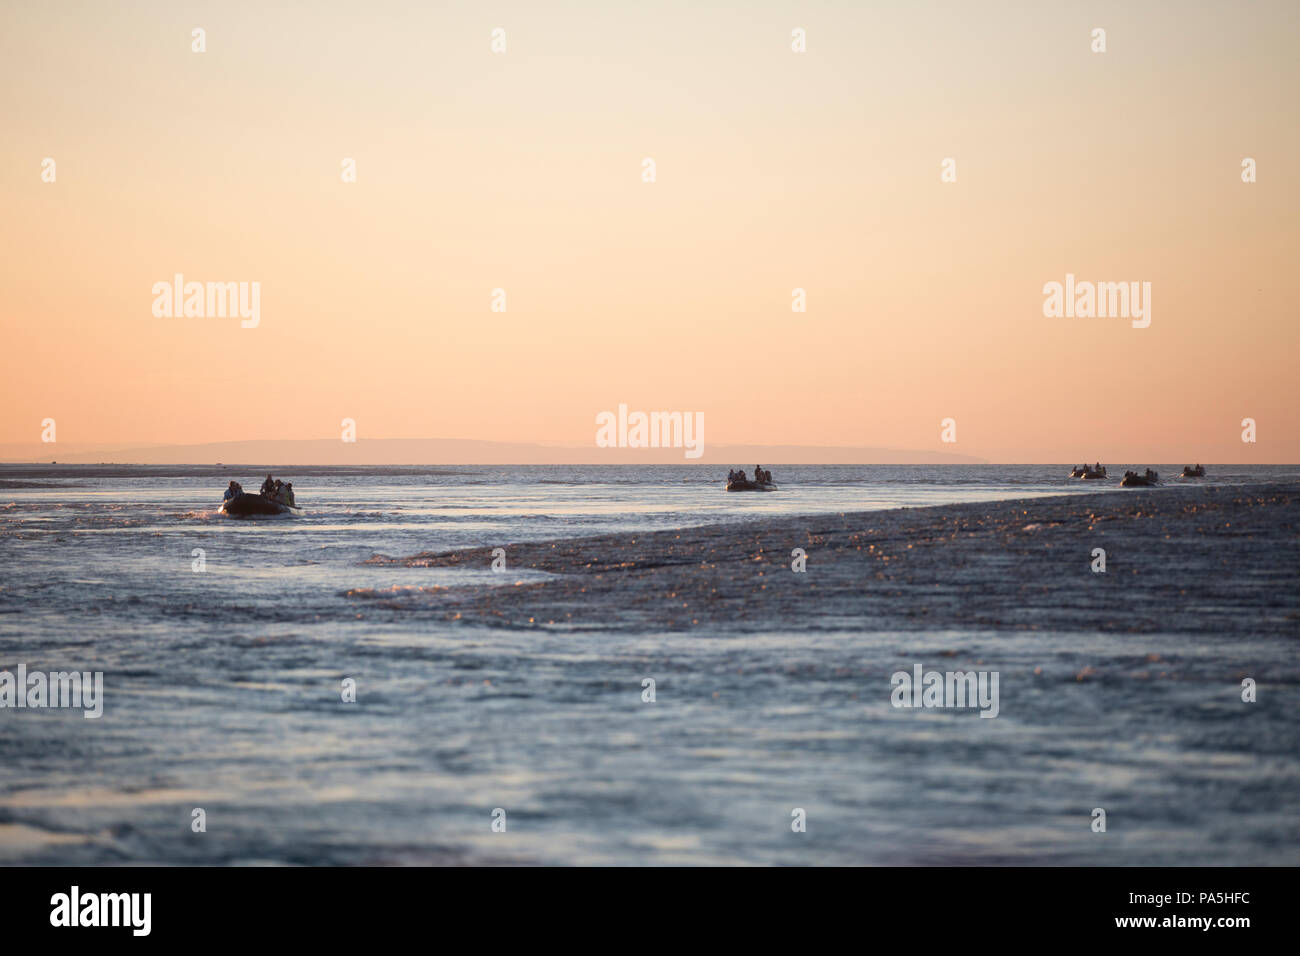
[364,482,1300,638]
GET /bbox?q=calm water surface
[2,464,1297,864]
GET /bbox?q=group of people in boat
[1071,462,1107,478]
[1121,468,1159,485]
[223,473,296,507]
[728,465,773,485]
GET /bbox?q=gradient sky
[3,0,1297,462]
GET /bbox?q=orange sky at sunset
[3,1,1297,462]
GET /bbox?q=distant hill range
[0,438,986,466]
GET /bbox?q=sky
[2,0,1297,462]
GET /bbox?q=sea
[2,463,1298,865]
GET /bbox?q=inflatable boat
[1120,471,1159,487]
[725,479,777,492]
[221,492,295,516]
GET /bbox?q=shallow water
[2,464,1298,864]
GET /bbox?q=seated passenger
[280,482,296,507]
[260,474,276,497]
[223,480,242,502]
